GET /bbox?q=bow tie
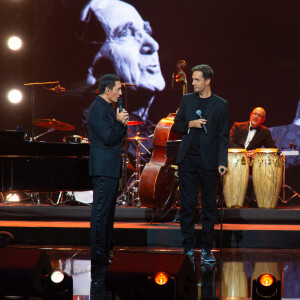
[249,126,256,131]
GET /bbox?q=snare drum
[252,148,283,208]
[223,149,249,208]
[63,135,89,144]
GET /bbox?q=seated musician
[229,107,277,156]
[229,107,277,206]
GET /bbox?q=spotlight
[44,270,73,300]
[5,193,21,202]
[7,36,23,51]
[147,272,176,300]
[154,272,169,285]
[7,89,23,103]
[252,273,281,300]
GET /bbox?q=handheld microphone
[117,98,123,112]
[196,109,208,134]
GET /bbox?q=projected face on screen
[86,0,165,92]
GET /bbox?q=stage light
[5,193,20,202]
[7,89,23,103]
[154,272,169,285]
[7,36,22,51]
[51,270,65,283]
[260,274,274,287]
[44,270,73,300]
[252,273,281,300]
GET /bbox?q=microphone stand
[219,174,225,266]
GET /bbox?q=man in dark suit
[229,107,276,154]
[173,64,229,265]
[86,74,129,281]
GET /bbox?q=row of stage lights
[7,35,24,104]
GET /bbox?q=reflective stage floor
[1,202,300,299]
[2,245,299,299]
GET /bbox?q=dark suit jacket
[229,121,276,150]
[86,95,127,179]
[173,92,229,169]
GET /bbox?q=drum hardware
[63,135,89,144]
[117,135,151,207]
[280,154,300,203]
[127,121,143,126]
[24,81,66,139]
[32,118,75,141]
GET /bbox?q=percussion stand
[280,155,300,203]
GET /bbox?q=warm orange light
[154,272,168,285]
[260,274,274,287]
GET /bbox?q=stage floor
[2,245,299,299]
[1,203,300,249]
[1,201,300,298]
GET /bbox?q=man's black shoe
[183,248,195,266]
[201,248,216,264]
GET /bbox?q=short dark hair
[191,64,214,82]
[98,74,120,94]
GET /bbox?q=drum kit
[34,118,152,207]
[117,123,151,207]
[33,118,297,209]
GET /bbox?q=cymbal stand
[117,138,150,207]
[32,127,55,141]
[24,81,58,139]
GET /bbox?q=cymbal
[127,121,143,126]
[126,136,149,140]
[34,119,75,131]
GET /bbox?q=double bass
[139,60,188,216]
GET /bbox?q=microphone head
[196,110,202,117]
[117,98,123,111]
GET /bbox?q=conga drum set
[223,148,283,208]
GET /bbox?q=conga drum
[222,262,248,297]
[252,149,283,208]
[223,149,249,208]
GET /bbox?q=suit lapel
[247,126,262,150]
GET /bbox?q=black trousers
[90,176,119,269]
[178,154,218,250]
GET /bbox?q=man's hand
[117,108,129,125]
[218,165,228,176]
[189,119,207,129]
